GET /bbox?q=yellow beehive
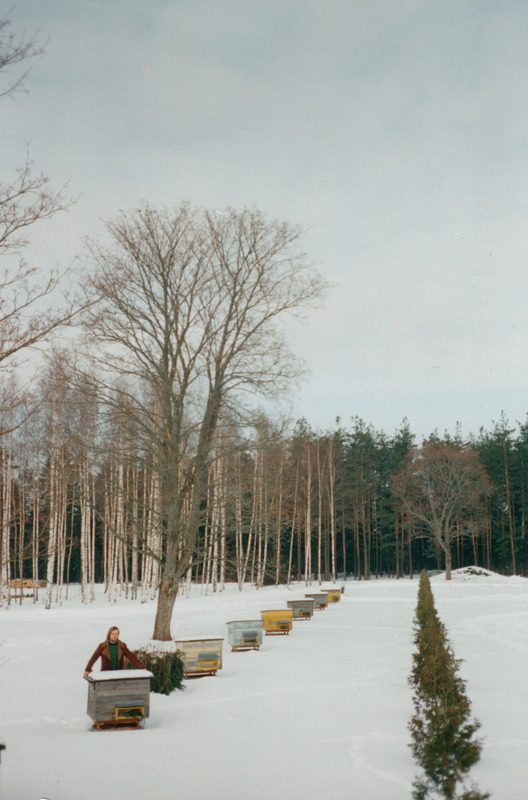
[260,609,293,635]
[325,589,342,603]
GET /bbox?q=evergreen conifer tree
[129,648,184,695]
[409,571,489,800]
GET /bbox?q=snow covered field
[1,570,527,800]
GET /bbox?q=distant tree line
[1,381,527,606]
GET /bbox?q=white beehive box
[226,620,263,650]
[173,638,224,677]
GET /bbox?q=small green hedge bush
[129,648,184,695]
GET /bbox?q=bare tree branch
[0,15,82,374]
[0,151,74,254]
[0,14,45,98]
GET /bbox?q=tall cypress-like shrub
[409,570,489,800]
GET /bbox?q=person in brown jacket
[83,626,145,677]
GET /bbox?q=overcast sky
[4,0,528,439]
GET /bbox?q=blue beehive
[226,620,263,650]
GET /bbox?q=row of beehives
[175,587,344,678]
[85,587,344,729]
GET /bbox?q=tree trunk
[304,445,312,584]
[327,437,336,582]
[504,441,517,575]
[1,427,13,606]
[275,453,283,586]
[444,547,452,580]
[152,577,179,640]
[316,441,322,583]
[287,462,299,585]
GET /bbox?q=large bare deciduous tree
[82,204,327,639]
[391,441,492,580]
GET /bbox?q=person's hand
[83,671,90,678]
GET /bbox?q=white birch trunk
[142,467,161,602]
[32,473,40,603]
[0,428,13,607]
[287,462,300,585]
[275,453,283,585]
[316,441,323,584]
[327,436,337,582]
[131,464,139,599]
[304,446,312,585]
[45,410,59,610]
[54,469,67,606]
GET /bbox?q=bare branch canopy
[80,203,327,638]
[391,440,493,579]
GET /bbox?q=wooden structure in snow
[86,669,153,730]
[305,593,329,610]
[9,578,44,600]
[260,609,293,635]
[286,599,314,619]
[226,620,263,651]
[173,637,223,677]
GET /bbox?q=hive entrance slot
[114,705,144,721]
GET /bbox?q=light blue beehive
[287,598,314,619]
[226,620,263,650]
